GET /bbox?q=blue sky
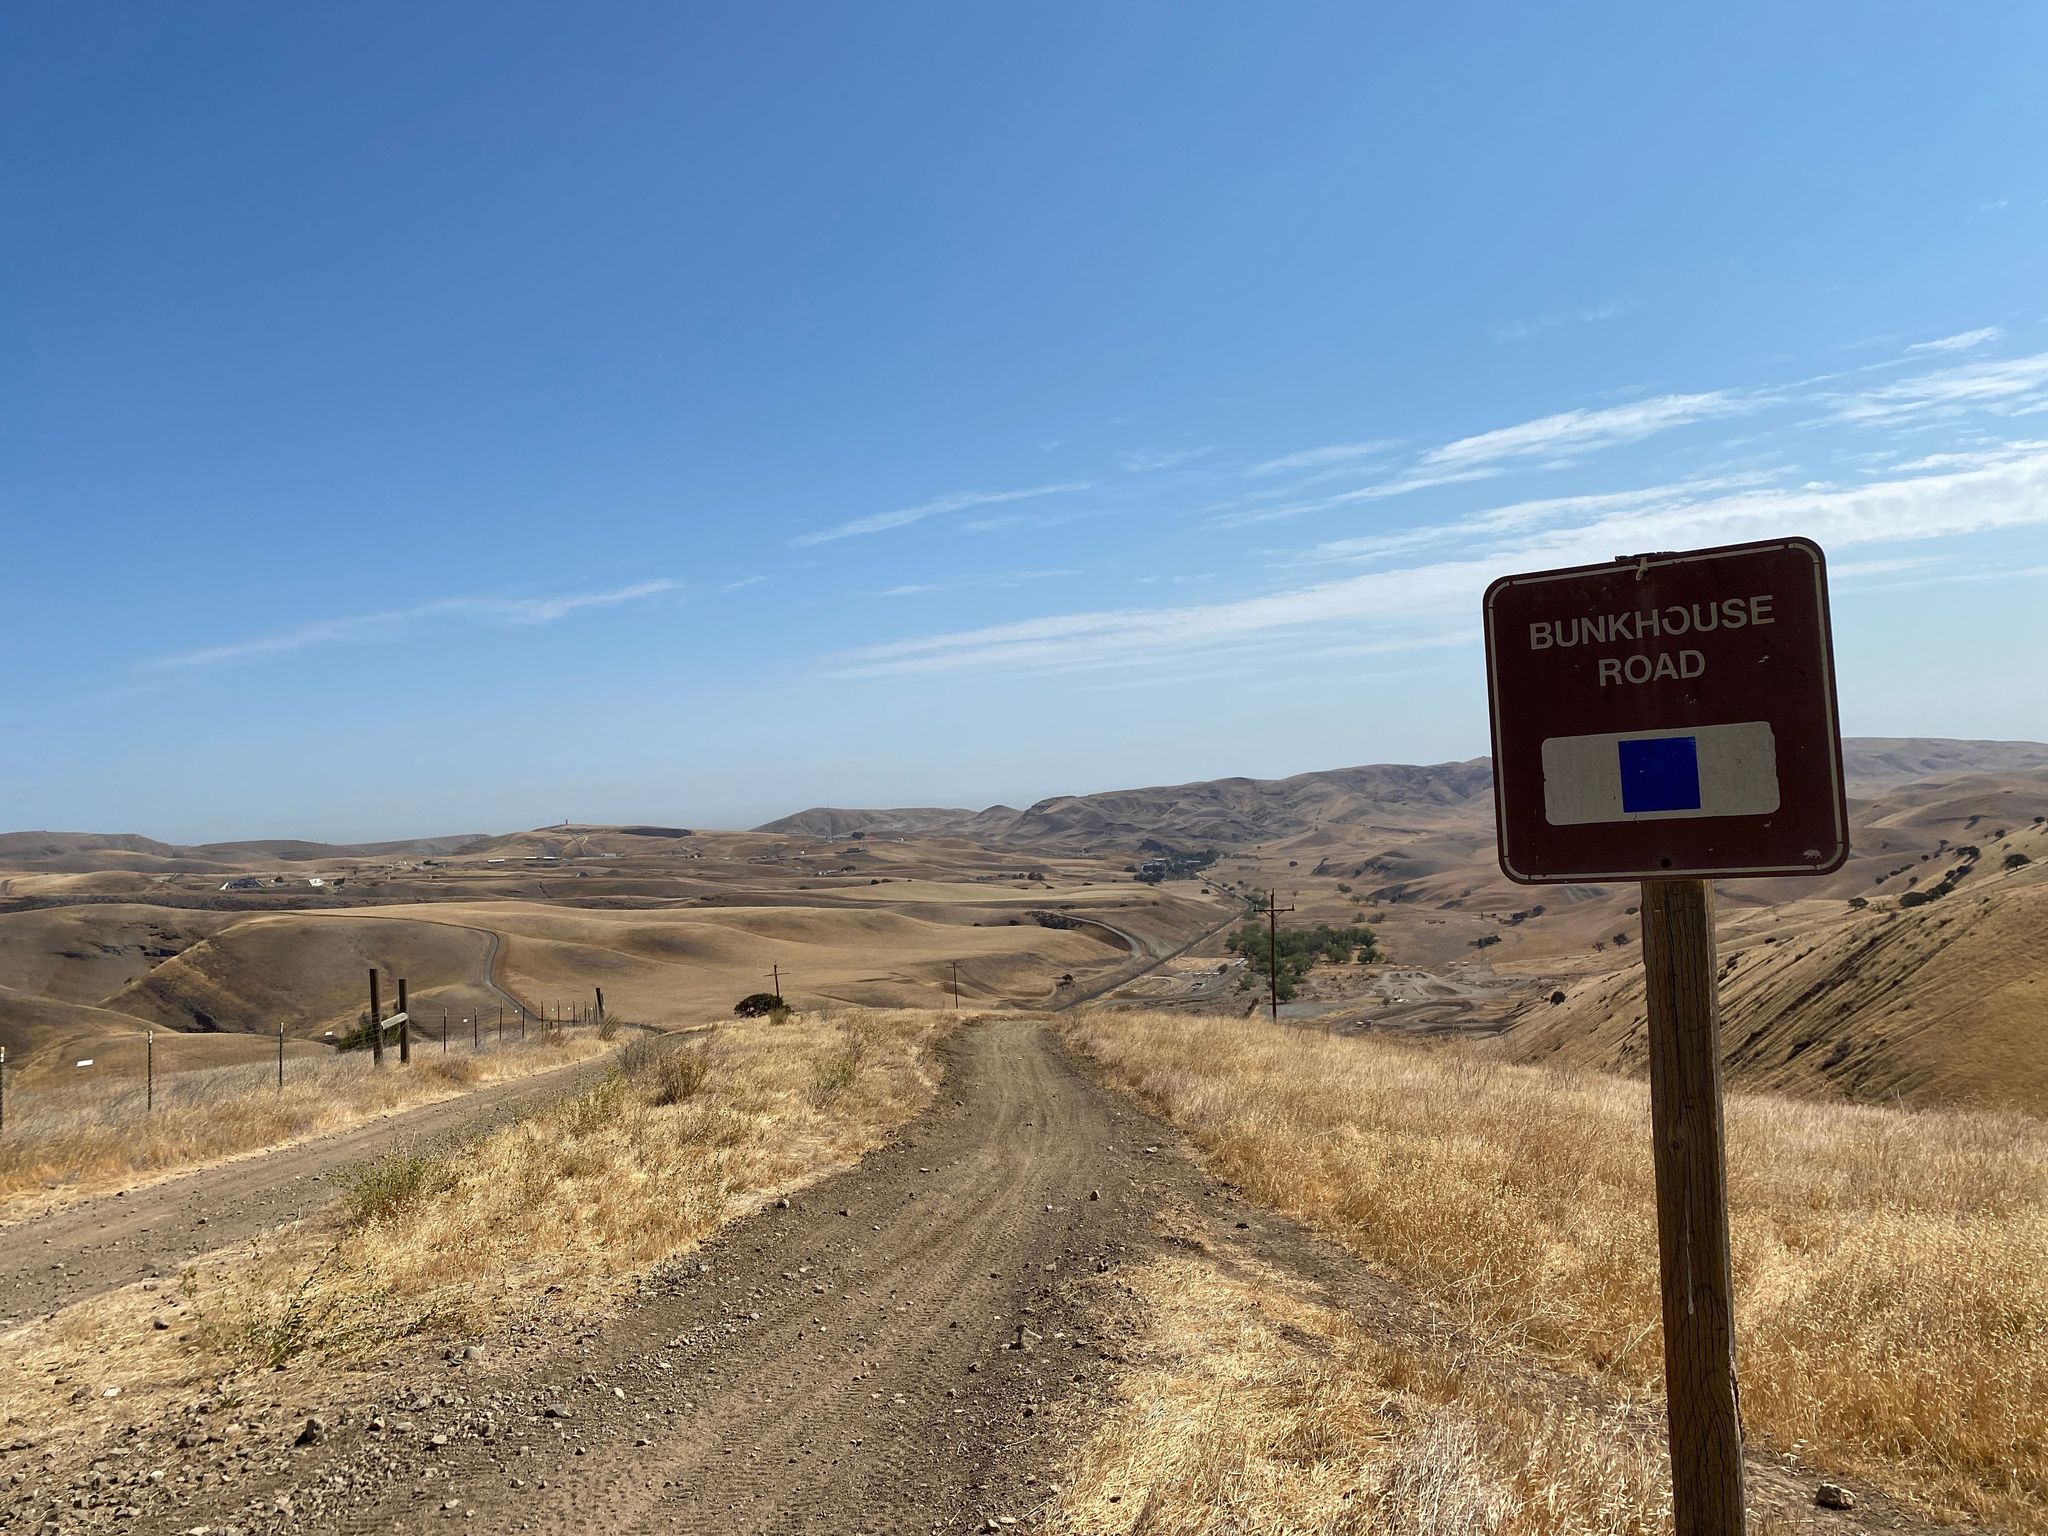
[4,3,2046,841]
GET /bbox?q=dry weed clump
[1044,1246,1668,1536]
[1063,1010,2048,1528]
[0,1033,609,1214]
[187,1008,945,1366]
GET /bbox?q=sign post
[1483,537,1848,1536]
[1640,878,1744,1536]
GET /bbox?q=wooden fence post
[398,979,411,1065]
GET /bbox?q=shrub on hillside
[734,992,783,1018]
[646,1044,713,1106]
[339,1152,454,1229]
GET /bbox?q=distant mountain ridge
[759,757,1500,847]
[0,831,487,875]
[757,739,2048,850]
[9,739,2046,869]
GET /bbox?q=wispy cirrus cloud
[1297,475,1779,566]
[868,568,1081,598]
[1207,465,1506,528]
[1492,299,1631,344]
[1243,440,1402,477]
[1420,391,1753,470]
[1907,326,2002,355]
[1835,350,2048,423]
[788,482,1088,547]
[1117,445,1212,473]
[148,579,681,670]
[836,448,2048,678]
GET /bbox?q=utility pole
[1265,890,1295,1023]
[368,969,385,1067]
[277,1027,285,1090]
[766,964,785,1006]
[950,960,960,1009]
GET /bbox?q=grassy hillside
[1507,818,2048,1111]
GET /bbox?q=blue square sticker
[1618,736,1702,814]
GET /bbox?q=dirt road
[112,1019,1198,1535]
[11,1019,1943,1536]
[0,1051,612,1323]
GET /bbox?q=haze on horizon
[5,4,2046,844]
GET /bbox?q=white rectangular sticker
[1542,722,1780,826]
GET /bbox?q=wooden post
[398,979,411,1065]
[368,969,384,1067]
[277,1027,284,1090]
[442,1006,449,1054]
[497,1004,503,1045]
[595,987,604,1023]
[1,1045,8,1131]
[472,1011,479,1050]
[1640,879,1746,1536]
[146,1030,154,1113]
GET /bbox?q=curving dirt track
[0,1051,613,1323]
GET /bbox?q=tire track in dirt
[0,1051,614,1322]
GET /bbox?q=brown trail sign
[1482,536,1849,1536]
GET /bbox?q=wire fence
[0,995,609,1136]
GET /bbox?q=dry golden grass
[1045,1238,1670,1536]
[0,1009,950,1483]
[1064,1009,2048,1529]
[184,1008,948,1366]
[0,1031,610,1214]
